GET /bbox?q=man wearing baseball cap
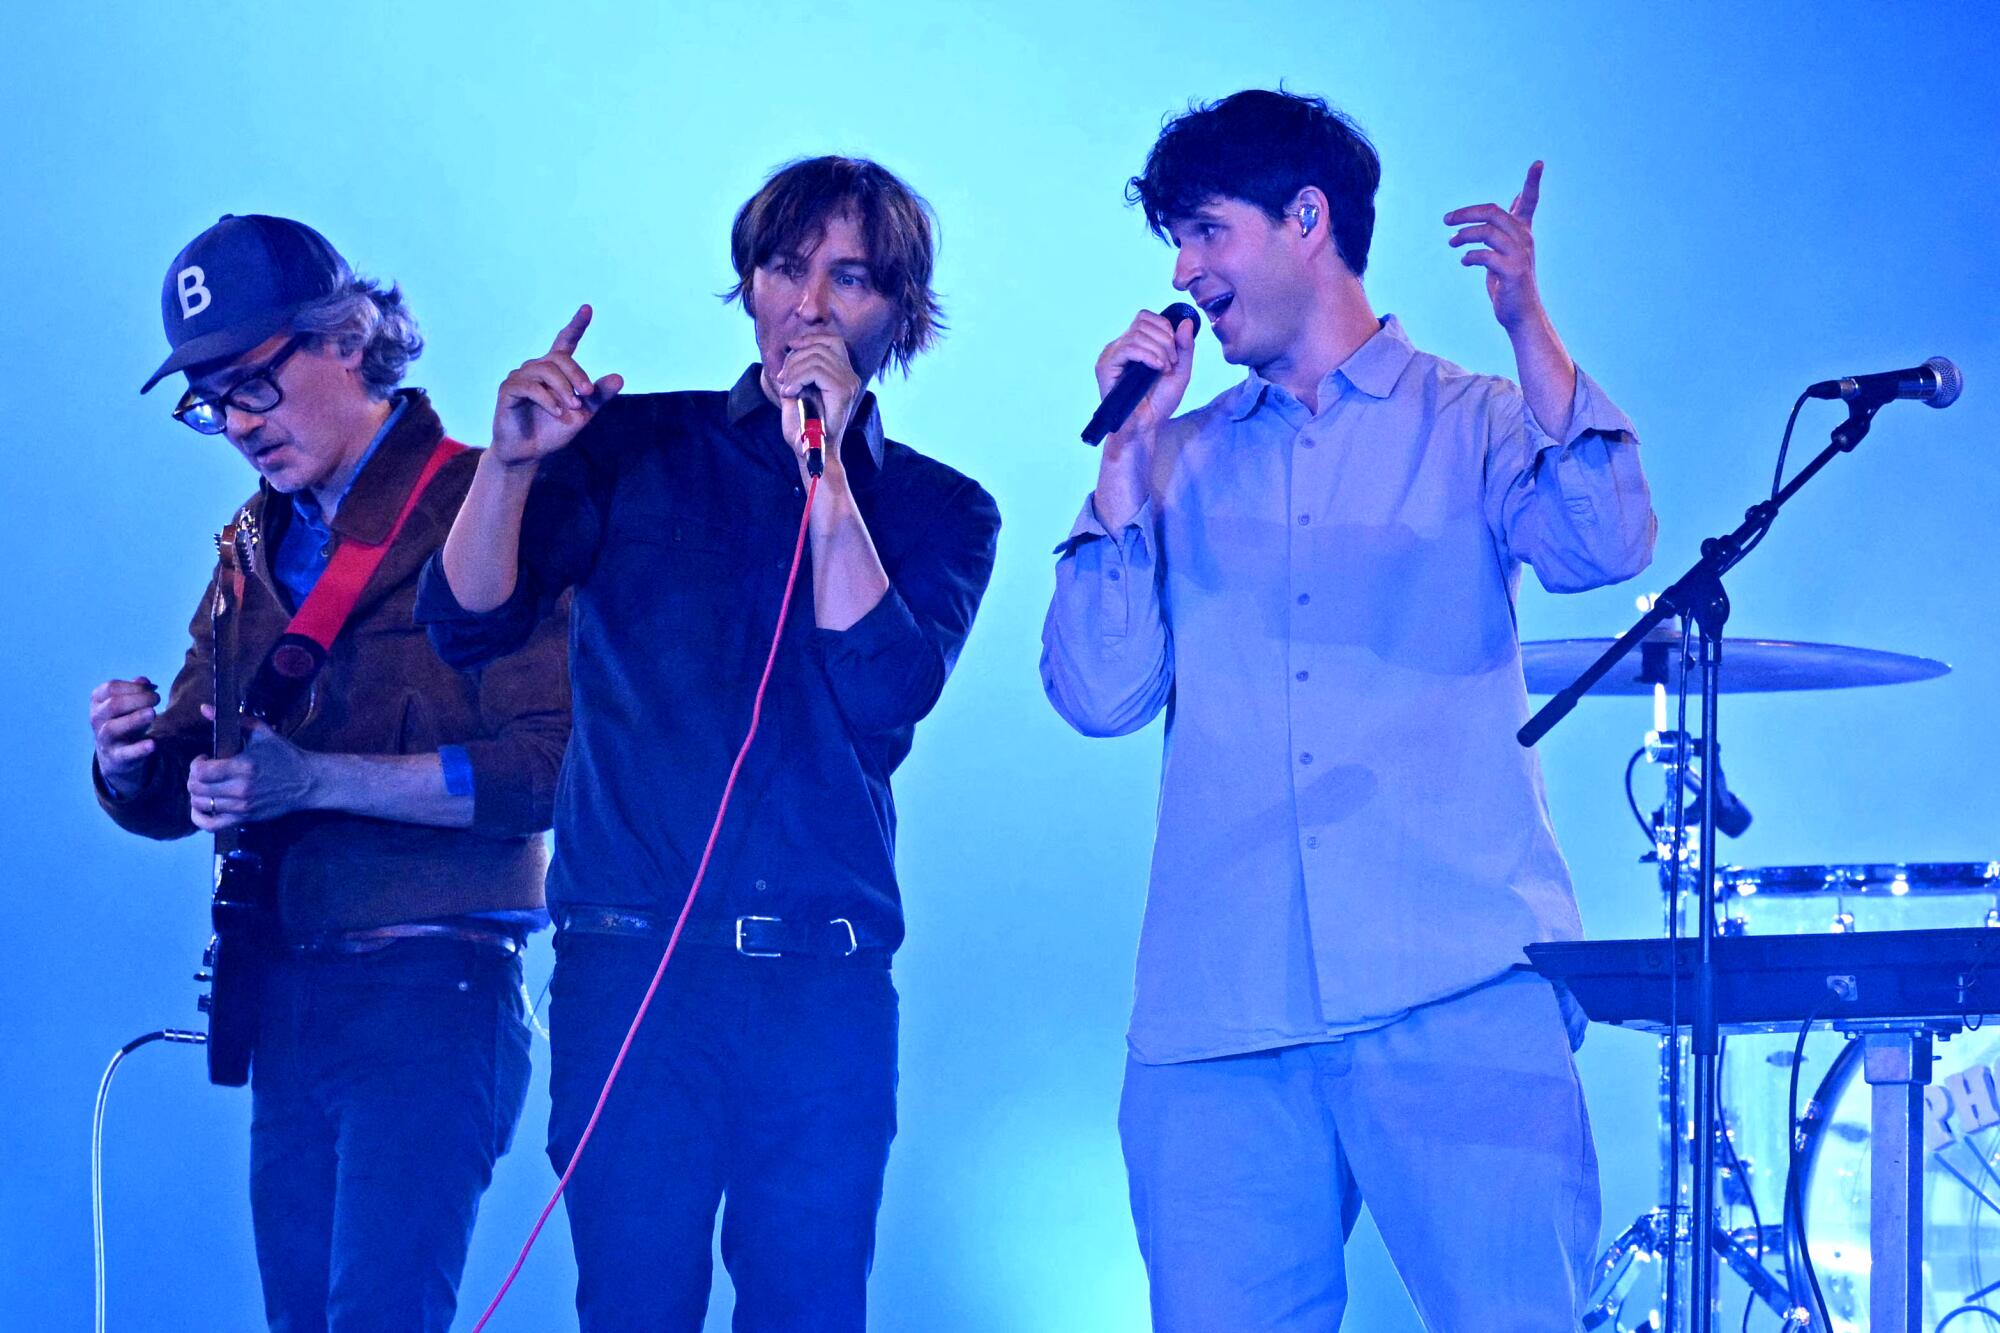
[91,214,572,1331]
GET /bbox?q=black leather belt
[557,906,889,961]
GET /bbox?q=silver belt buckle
[831,918,858,957]
[735,915,783,958]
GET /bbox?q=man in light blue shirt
[1042,91,1656,1331]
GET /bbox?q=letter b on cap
[177,266,212,320]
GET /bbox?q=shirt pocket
[397,690,440,754]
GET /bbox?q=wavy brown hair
[724,156,944,377]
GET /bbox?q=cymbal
[1519,636,1951,695]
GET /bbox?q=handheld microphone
[1082,303,1203,445]
[1806,356,1963,408]
[800,391,826,478]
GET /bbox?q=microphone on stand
[1806,357,1963,408]
[1691,744,1753,839]
[1082,303,1203,445]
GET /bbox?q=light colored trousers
[1118,972,1599,1332]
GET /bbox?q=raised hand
[1445,162,1547,333]
[490,304,625,467]
[91,676,160,792]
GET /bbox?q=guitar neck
[212,524,252,855]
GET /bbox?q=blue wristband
[438,744,475,799]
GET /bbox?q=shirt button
[1107,569,1122,582]
[1299,752,1313,765]
[319,543,333,558]
[1296,593,1310,606]
[1306,836,1320,849]
[1302,438,1317,449]
[1295,670,1309,682]
[754,879,769,892]
[1297,514,1310,526]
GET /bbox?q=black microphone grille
[1924,356,1964,409]
[1161,303,1203,340]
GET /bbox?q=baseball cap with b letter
[140,213,348,393]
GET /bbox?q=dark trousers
[547,931,899,1332]
[249,940,533,1333]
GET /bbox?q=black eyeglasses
[172,335,307,435]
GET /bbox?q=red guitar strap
[245,434,468,719]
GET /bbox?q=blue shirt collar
[293,395,408,527]
[1229,314,1417,421]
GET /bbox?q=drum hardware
[1583,1212,1798,1331]
[1536,926,2000,1331]
[1516,391,1959,1332]
[1534,928,1996,1330]
[1525,616,1960,1331]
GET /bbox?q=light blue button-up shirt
[1042,316,1656,1064]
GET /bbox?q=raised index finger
[551,304,593,356]
[1516,161,1544,224]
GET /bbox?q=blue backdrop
[6,2,1996,1328]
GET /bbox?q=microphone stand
[1519,396,1884,1333]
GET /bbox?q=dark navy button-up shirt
[418,366,999,950]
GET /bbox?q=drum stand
[1581,712,1797,1333]
[1587,1017,1945,1333]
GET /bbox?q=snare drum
[1712,863,2000,1328]
[1718,861,2000,936]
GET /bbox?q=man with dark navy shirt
[418,157,998,1332]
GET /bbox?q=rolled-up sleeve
[418,433,608,670]
[1484,366,1656,593]
[812,478,999,736]
[416,556,548,671]
[1040,493,1175,737]
[453,591,571,838]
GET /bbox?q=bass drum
[1714,862,2000,1331]
[1789,1028,2000,1332]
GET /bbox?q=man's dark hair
[1128,89,1382,277]
[724,155,944,376]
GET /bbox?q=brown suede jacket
[95,390,570,937]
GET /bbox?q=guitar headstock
[211,517,257,762]
[217,514,258,568]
